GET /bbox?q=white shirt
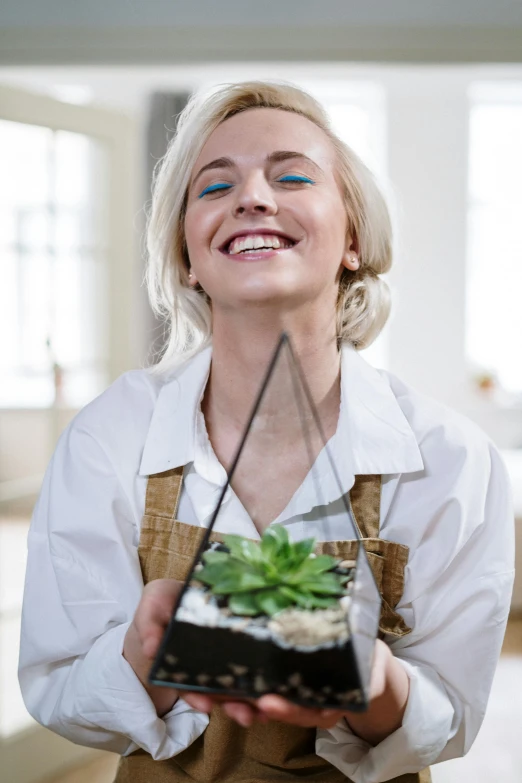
[19,345,515,783]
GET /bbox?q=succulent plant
[195,524,352,617]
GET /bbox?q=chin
[226,270,311,303]
[232,284,308,308]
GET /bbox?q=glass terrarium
[150,334,381,712]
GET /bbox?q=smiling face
[183,108,359,314]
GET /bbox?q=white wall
[387,73,470,410]
[383,70,522,448]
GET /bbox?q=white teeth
[227,234,292,254]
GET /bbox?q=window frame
[0,83,140,409]
[0,83,139,783]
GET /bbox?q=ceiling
[1,0,522,64]
[2,0,522,28]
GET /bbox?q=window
[467,85,522,396]
[0,120,109,408]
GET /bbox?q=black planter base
[150,618,367,712]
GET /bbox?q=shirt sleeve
[316,434,515,782]
[18,417,208,758]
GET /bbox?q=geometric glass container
[150,334,381,711]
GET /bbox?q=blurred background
[0,1,521,782]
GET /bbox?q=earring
[346,252,359,270]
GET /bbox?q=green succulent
[195,524,351,617]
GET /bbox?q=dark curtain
[146,92,191,198]
[143,91,191,364]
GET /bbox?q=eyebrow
[191,150,321,188]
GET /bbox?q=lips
[220,230,297,255]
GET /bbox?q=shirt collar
[139,347,212,476]
[339,344,424,475]
[139,344,424,478]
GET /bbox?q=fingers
[178,689,344,729]
[181,692,216,713]
[256,695,344,729]
[143,579,184,625]
[136,628,159,662]
[182,693,267,728]
[222,701,259,728]
[134,579,183,660]
[368,638,391,701]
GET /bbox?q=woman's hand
[123,578,184,717]
[342,638,409,744]
[124,585,409,740]
[183,691,346,729]
[183,639,409,740]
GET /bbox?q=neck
[203,303,341,443]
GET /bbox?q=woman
[19,82,514,783]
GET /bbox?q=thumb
[137,579,184,659]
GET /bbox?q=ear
[341,234,360,272]
[188,269,199,287]
[341,249,360,272]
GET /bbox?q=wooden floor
[432,617,522,783]
[44,754,119,783]
[47,620,522,783]
[502,613,522,654]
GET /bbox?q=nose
[232,172,278,217]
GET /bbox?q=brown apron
[115,469,431,783]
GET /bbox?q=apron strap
[144,469,383,538]
[349,474,381,539]
[144,466,183,519]
[141,470,410,638]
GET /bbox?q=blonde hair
[147,81,392,370]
